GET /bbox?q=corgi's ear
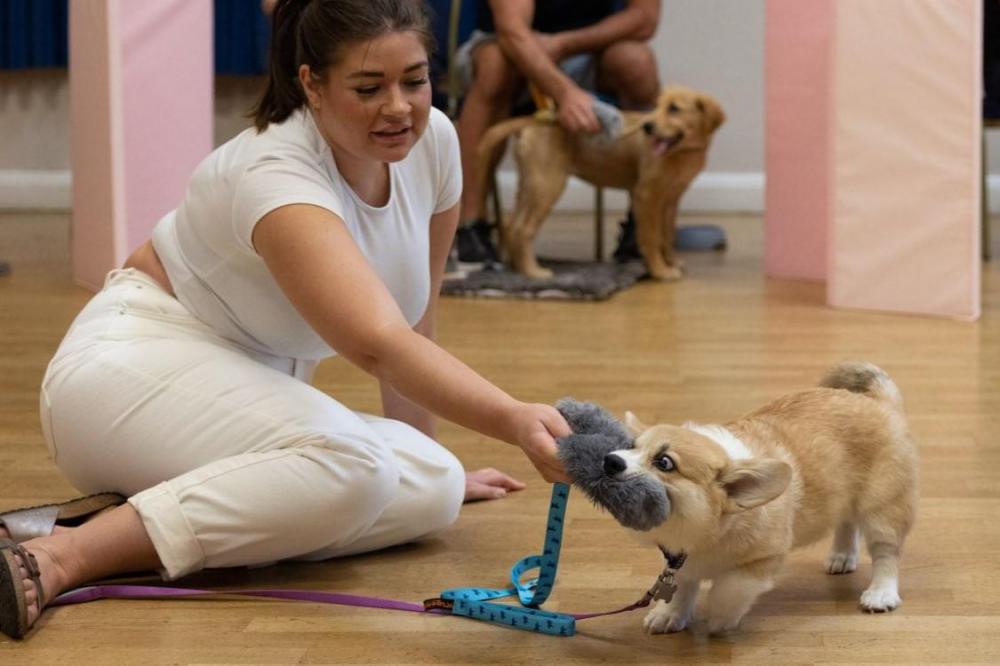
[719,458,791,513]
[623,411,647,437]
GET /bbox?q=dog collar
[641,545,687,604]
[658,544,688,571]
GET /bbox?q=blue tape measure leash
[435,483,576,636]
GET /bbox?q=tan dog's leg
[632,188,681,281]
[507,169,569,278]
[658,200,683,277]
[507,129,570,278]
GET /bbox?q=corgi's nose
[642,121,655,135]
[603,454,627,476]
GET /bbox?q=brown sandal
[0,493,126,543]
[0,538,44,639]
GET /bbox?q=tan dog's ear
[697,94,726,134]
[623,411,647,437]
[719,458,791,513]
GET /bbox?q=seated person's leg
[596,40,659,111]
[596,42,660,262]
[454,40,524,267]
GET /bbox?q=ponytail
[252,0,311,131]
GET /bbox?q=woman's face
[301,31,432,165]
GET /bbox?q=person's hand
[464,467,526,502]
[534,32,566,62]
[506,402,572,483]
[556,86,601,134]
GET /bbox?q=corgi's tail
[819,361,903,410]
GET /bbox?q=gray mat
[441,259,648,301]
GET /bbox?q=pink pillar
[763,0,833,281]
[828,0,981,320]
[764,0,981,320]
[70,0,212,291]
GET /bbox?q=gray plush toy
[555,398,671,531]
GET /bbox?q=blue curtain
[0,0,69,69]
[0,0,269,74]
[215,0,271,75]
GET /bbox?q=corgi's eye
[653,454,676,472]
[668,102,681,114]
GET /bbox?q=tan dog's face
[608,414,791,540]
[641,86,726,156]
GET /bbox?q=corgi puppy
[605,362,918,635]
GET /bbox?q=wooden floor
[2,211,999,664]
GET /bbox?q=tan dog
[605,362,918,635]
[475,86,725,279]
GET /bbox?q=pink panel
[69,0,212,290]
[69,0,125,291]
[763,0,833,281]
[121,1,213,253]
[828,0,981,320]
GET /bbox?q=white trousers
[39,269,465,580]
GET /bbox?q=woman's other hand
[464,467,526,502]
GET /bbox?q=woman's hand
[464,468,526,502]
[507,402,573,483]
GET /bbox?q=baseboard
[6,168,1000,216]
[496,170,765,214]
[0,169,72,210]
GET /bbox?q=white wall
[5,0,1000,213]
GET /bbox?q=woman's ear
[624,411,647,437]
[299,64,321,110]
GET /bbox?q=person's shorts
[454,29,598,103]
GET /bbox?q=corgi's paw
[825,551,858,574]
[643,599,691,634]
[860,585,901,612]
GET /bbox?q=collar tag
[643,546,687,604]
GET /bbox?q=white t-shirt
[152,106,461,361]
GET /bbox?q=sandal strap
[15,544,43,617]
[0,539,45,629]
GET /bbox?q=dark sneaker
[454,219,502,270]
[612,212,641,263]
[613,211,729,261]
[443,248,466,280]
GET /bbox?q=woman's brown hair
[252,0,435,132]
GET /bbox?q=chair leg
[984,130,992,261]
[594,186,604,261]
[491,171,504,258]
